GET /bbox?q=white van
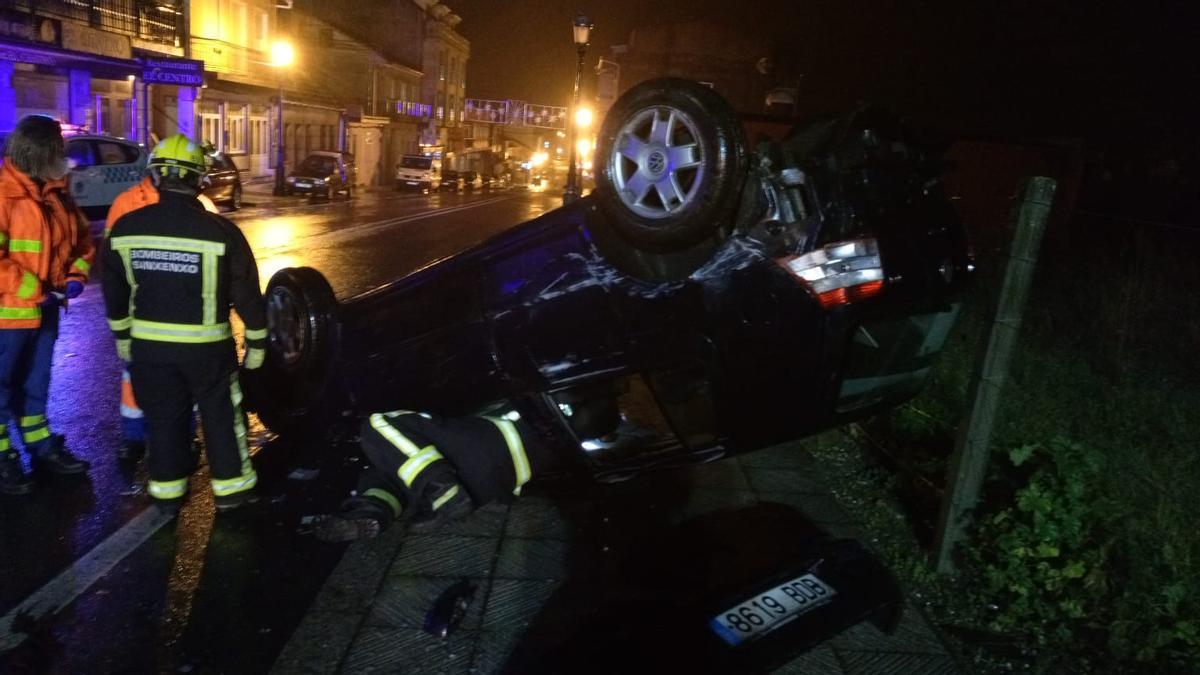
[394,154,441,192]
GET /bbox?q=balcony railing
[393,100,433,120]
[16,0,183,46]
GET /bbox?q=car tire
[246,266,339,437]
[229,185,242,211]
[593,78,750,256]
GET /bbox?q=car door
[91,139,144,207]
[66,139,101,207]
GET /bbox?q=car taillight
[776,238,885,308]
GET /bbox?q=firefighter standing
[313,409,544,542]
[104,175,218,462]
[0,116,94,495]
[101,134,266,513]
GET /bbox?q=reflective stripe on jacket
[0,160,96,329]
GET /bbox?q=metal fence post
[934,176,1057,574]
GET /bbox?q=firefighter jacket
[101,190,266,364]
[362,410,544,507]
[0,160,95,329]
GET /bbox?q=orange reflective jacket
[106,177,158,234]
[106,178,218,233]
[0,160,95,329]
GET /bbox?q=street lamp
[271,40,295,196]
[563,14,593,203]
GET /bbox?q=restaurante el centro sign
[140,56,204,86]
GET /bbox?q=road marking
[251,194,518,256]
[0,507,175,653]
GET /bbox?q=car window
[66,140,94,168]
[299,156,336,174]
[220,156,238,172]
[95,141,139,165]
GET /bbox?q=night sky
[445,0,1196,152]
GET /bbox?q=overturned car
[248,78,971,482]
[247,77,972,665]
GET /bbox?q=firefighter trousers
[129,358,257,502]
[0,306,59,457]
[355,411,545,520]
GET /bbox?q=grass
[816,211,1200,673]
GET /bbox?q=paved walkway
[272,434,963,674]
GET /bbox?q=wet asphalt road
[0,186,562,673]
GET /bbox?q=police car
[64,133,148,219]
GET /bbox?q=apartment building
[0,0,190,139]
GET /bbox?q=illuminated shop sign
[140,57,205,86]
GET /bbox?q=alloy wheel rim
[609,105,705,219]
[267,285,307,367]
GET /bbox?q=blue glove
[65,280,85,299]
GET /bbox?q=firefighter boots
[31,434,90,475]
[0,453,33,495]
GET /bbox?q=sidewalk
[239,177,306,209]
[272,433,963,674]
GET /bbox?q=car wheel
[246,266,338,437]
[229,185,242,211]
[593,78,750,258]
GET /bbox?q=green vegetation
[816,216,1200,673]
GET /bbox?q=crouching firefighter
[101,134,267,514]
[313,410,547,542]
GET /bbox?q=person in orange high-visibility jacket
[0,116,95,495]
[105,177,217,462]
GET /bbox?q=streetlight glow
[271,40,295,68]
[572,15,593,46]
[564,14,595,203]
[271,39,295,195]
[577,138,590,157]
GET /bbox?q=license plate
[405,181,419,186]
[295,181,311,188]
[709,573,837,647]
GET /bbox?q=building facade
[0,0,189,139]
[601,21,803,119]
[2,0,470,188]
[291,0,471,183]
[419,4,468,161]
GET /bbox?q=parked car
[458,169,481,191]
[436,169,462,192]
[247,77,971,664]
[63,134,148,220]
[249,78,972,478]
[395,154,441,192]
[201,151,243,210]
[284,151,355,199]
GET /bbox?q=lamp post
[563,14,593,203]
[271,40,295,196]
